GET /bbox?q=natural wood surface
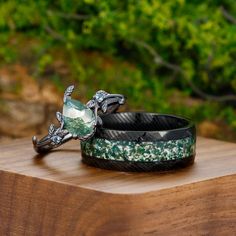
[0,137,236,235]
[0,137,236,194]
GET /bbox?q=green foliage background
[0,0,235,137]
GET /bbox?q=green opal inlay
[63,98,95,136]
[81,136,196,162]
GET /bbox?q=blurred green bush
[0,0,235,136]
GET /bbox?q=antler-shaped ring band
[32,85,125,153]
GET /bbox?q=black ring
[81,112,196,172]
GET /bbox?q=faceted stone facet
[63,98,95,137]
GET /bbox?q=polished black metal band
[80,112,196,172]
[95,112,195,141]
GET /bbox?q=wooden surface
[0,137,236,235]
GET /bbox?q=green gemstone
[63,98,95,136]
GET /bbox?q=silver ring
[32,85,125,153]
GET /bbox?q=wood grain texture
[0,137,235,235]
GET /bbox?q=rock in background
[0,65,61,139]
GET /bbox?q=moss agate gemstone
[63,98,95,137]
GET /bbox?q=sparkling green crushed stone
[81,136,195,162]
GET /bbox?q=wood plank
[0,137,235,235]
[0,137,235,194]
